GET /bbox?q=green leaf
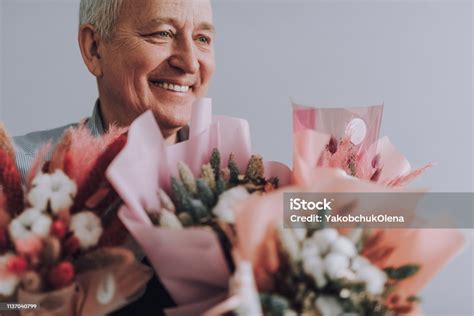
[384,264,420,280]
[407,295,422,303]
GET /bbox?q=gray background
[1,0,473,314]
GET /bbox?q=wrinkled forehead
[120,0,213,29]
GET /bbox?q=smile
[150,81,191,93]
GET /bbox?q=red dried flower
[63,235,80,256]
[51,220,67,239]
[6,255,28,274]
[0,150,24,217]
[0,226,8,250]
[71,135,127,214]
[47,261,75,289]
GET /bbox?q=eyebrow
[145,18,215,34]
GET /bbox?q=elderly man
[14,0,215,178]
[13,0,215,314]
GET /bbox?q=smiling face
[95,0,215,136]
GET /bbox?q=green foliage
[260,293,290,316]
[384,265,420,280]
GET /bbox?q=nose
[168,36,199,75]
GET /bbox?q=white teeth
[155,81,190,93]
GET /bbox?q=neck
[97,99,180,145]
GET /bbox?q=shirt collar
[86,99,105,136]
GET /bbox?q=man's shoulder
[13,123,79,156]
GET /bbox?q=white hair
[79,0,125,41]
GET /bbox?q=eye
[156,30,173,38]
[196,35,211,45]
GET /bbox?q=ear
[78,23,104,77]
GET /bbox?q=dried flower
[159,210,183,229]
[178,161,197,194]
[355,264,387,295]
[324,253,350,280]
[302,255,326,288]
[228,153,240,184]
[330,236,357,258]
[311,229,338,255]
[47,261,75,289]
[6,255,28,274]
[9,208,52,241]
[327,137,338,154]
[50,220,67,239]
[245,155,264,181]
[63,235,81,256]
[21,271,42,293]
[0,150,24,217]
[27,170,77,214]
[70,211,103,249]
[210,148,221,180]
[40,237,61,265]
[212,186,249,223]
[0,252,20,296]
[158,189,175,213]
[315,296,343,316]
[201,163,216,190]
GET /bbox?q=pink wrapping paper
[106,98,290,315]
[292,103,429,186]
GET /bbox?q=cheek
[200,52,216,86]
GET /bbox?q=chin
[152,107,192,131]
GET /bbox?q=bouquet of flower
[204,103,465,316]
[107,98,291,315]
[0,124,152,315]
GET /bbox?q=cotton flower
[70,211,103,249]
[159,210,183,229]
[330,236,357,258]
[8,208,52,241]
[28,170,77,214]
[278,228,301,262]
[311,229,338,255]
[0,253,20,296]
[355,264,387,295]
[315,295,343,316]
[351,255,371,272]
[324,253,350,280]
[301,238,320,260]
[212,186,249,223]
[303,255,327,288]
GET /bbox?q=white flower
[315,295,343,316]
[8,208,52,241]
[70,211,103,249]
[278,228,301,262]
[351,255,371,272]
[355,264,387,295]
[303,255,327,288]
[212,186,249,223]
[312,229,338,255]
[28,170,77,214]
[293,228,307,242]
[324,253,350,280]
[159,210,183,229]
[330,236,357,258]
[0,253,20,296]
[301,238,320,260]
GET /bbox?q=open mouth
[149,80,192,93]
